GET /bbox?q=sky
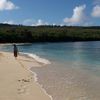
[0,0,100,26]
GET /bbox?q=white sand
[0,52,51,100]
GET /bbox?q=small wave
[19,52,51,65]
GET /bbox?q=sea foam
[19,52,51,65]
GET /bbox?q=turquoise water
[1,42,100,100]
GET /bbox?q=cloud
[3,20,14,24]
[23,19,48,26]
[32,19,48,26]
[63,5,86,25]
[91,5,100,17]
[0,0,19,11]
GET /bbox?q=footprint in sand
[17,77,32,94]
[17,88,25,94]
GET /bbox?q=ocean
[0,41,100,100]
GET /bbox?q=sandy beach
[0,52,51,100]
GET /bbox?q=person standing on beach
[13,44,18,58]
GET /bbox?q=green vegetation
[0,24,100,43]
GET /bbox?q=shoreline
[0,43,32,46]
[31,71,53,100]
[18,57,53,100]
[17,54,53,100]
[0,51,52,100]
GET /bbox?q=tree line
[0,23,100,43]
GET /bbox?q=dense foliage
[0,24,100,43]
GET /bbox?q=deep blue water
[1,42,100,100]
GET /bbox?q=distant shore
[0,52,51,100]
[0,43,32,45]
[0,24,100,43]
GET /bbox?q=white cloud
[23,19,48,26]
[0,0,19,11]
[32,19,48,26]
[2,19,49,26]
[63,5,86,25]
[3,20,14,24]
[91,5,100,17]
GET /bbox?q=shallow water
[31,62,100,100]
[1,42,100,100]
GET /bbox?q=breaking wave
[19,52,51,65]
